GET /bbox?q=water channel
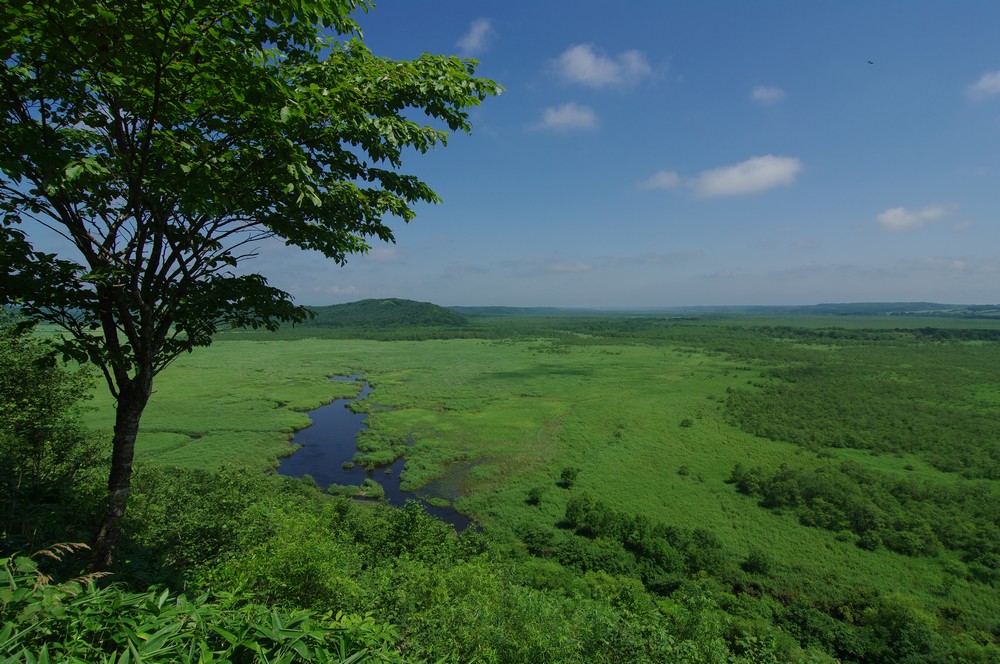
[276,376,472,530]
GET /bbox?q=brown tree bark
[91,374,152,572]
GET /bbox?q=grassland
[81,314,1000,647]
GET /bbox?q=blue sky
[41,1,1000,308]
[270,0,999,308]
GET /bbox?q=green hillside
[303,298,469,328]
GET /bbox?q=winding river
[276,376,472,530]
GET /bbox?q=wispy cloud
[967,70,1000,98]
[504,257,594,277]
[552,44,652,88]
[307,284,360,296]
[692,155,803,198]
[751,85,786,104]
[447,261,489,275]
[915,256,997,274]
[636,170,681,191]
[548,261,592,273]
[365,246,404,263]
[533,103,598,132]
[876,204,955,231]
[457,18,494,55]
[600,251,702,268]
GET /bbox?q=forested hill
[304,299,469,328]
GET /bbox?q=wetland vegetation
[5,304,999,661]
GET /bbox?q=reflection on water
[276,376,471,530]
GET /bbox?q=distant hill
[303,299,469,328]
[657,302,1000,318]
[448,306,600,317]
[445,302,1000,319]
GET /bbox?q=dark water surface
[276,376,472,530]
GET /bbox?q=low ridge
[304,298,469,327]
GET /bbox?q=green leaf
[210,625,239,646]
[137,620,182,656]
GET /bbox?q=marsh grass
[81,318,1000,635]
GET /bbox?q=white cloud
[751,85,786,104]
[636,170,681,191]
[534,103,598,132]
[548,261,592,273]
[968,70,1000,98]
[457,18,494,55]
[365,246,403,262]
[692,155,803,198]
[601,250,702,268]
[308,284,360,296]
[916,256,997,274]
[876,204,954,231]
[553,43,652,88]
[505,257,594,276]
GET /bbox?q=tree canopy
[0,0,500,567]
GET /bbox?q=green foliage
[729,461,999,568]
[0,318,99,490]
[0,544,398,662]
[328,479,385,500]
[113,466,786,662]
[0,0,499,367]
[0,0,499,567]
[561,493,731,580]
[740,549,772,576]
[0,317,105,554]
[724,337,1000,478]
[557,466,580,488]
[303,300,469,329]
[65,315,1000,659]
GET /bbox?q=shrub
[0,545,400,662]
[558,466,580,488]
[741,549,772,575]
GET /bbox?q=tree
[0,315,104,550]
[0,0,500,569]
[559,466,580,488]
[0,316,95,490]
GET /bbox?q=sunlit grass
[80,327,1000,631]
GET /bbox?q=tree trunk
[91,374,152,572]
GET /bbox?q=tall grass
[80,319,1000,635]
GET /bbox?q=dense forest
[3,308,1000,661]
[304,300,470,329]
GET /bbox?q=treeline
[525,493,731,588]
[727,461,1000,579]
[747,324,1000,343]
[537,491,992,663]
[725,344,1000,479]
[303,298,468,328]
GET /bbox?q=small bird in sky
[867,60,875,64]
